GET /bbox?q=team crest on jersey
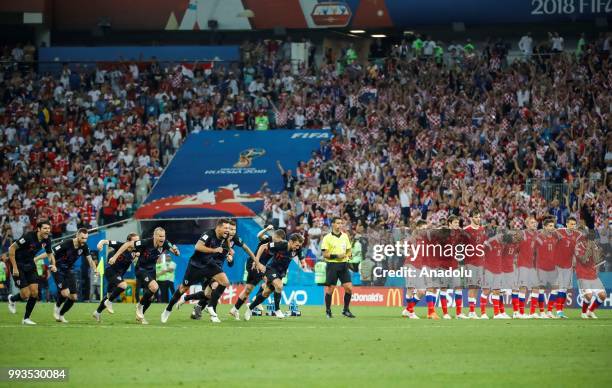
[78,249,83,255]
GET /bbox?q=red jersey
[445,229,466,269]
[463,225,487,266]
[574,236,598,280]
[80,204,95,225]
[408,233,427,269]
[233,111,246,127]
[501,241,518,273]
[535,231,561,271]
[51,212,66,234]
[517,230,536,268]
[55,158,70,175]
[423,231,438,269]
[554,228,581,269]
[35,198,48,208]
[483,238,503,274]
[430,229,449,269]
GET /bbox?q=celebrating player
[244,233,306,320]
[229,225,284,320]
[7,220,56,325]
[162,219,229,323]
[92,233,140,322]
[109,227,180,324]
[51,228,98,323]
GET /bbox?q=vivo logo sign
[266,290,309,305]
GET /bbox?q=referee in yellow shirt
[321,217,355,318]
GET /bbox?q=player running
[162,219,230,323]
[51,228,98,323]
[7,220,56,325]
[244,233,306,321]
[228,225,284,320]
[92,233,140,322]
[109,227,180,324]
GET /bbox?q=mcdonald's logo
[386,288,402,307]
[331,288,342,306]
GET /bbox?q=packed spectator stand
[0,33,610,265]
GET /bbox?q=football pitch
[1,303,611,387]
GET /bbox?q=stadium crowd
[257,33,611,272]
[0,33,610,261]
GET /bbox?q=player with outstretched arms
[109,227,180,324]
[50,228,98,323]
[229,225,285,320]
[161,219,229,323]
[243,233,306,321]
[92,233,140,322]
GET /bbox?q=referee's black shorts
[325,262,352,286]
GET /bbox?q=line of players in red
[402,211,606,320]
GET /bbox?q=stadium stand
[0,32,610,258]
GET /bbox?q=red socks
[582,302,589,313]
[480,295,488,315]
[492,295,500,316]
[440,292,448,315]
[530,293,538,315]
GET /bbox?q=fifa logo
[234,148,266,168]
[386,288,402,307]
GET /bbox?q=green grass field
[1,302,611,387]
